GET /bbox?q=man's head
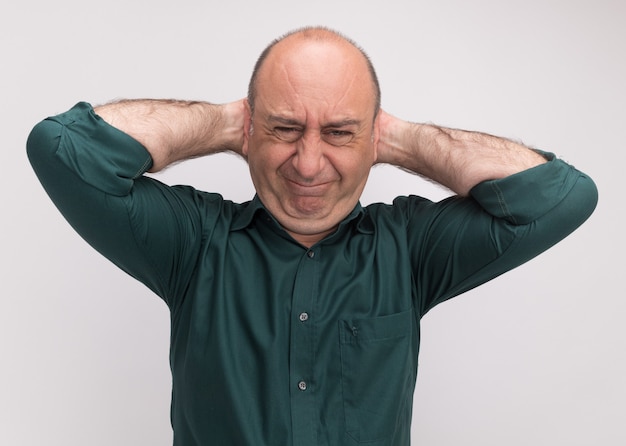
[243,27,382,247]
[247,27,381,118]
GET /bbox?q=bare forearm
[95,99,244,172]
[377,111,547,195]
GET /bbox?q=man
[28,27,597,446]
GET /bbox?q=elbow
[27,119,63,177]
[574,173,599,224]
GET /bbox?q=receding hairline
[247,26,381,117]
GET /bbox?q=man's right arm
[94,99,245,171]
[27,100,244,307]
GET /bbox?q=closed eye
[322,129,354,146]
[273,126,303,142]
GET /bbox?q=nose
[291,133,325,180]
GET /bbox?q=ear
[242,99,253,157]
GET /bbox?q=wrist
[376,111,409,165]
[217,100,245,156]
[377,114,429,172]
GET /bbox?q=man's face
[243,38,379,246]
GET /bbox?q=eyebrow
[267,115,304,126]
[324,118,361,128]
[267,115,361,128]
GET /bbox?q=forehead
[255,38,376,122]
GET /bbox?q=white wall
[2,0,623,444]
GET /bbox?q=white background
[2,0,623,444]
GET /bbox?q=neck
[288,227,336,248]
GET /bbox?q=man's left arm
[376,110,548,195]
[375,111,599,313]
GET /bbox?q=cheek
[247,134,271,162]
[248,140,292,176]
[334,148,376,180]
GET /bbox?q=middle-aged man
[28,27,597,445]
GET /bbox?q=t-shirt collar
[231,195,373,235]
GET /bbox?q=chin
[286,196,332,217]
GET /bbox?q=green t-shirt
[27,102,597,445]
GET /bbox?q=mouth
[286,179,333,196]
